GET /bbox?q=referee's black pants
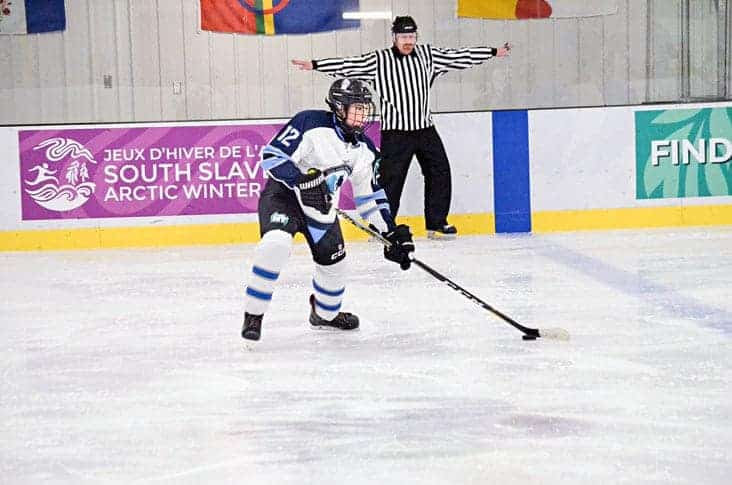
[378,126,452,230]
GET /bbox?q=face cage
[334,100,376,136]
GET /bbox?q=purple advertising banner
[19,122,379,221]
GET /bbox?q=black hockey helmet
[326,78,375,135]
[391,16,417,34]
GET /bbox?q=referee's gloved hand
[383,224,415,270]
[296,169,332,215]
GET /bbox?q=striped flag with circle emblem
[200,0,360,35]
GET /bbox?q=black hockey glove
[295,169,332,215]
[383,224,415,270]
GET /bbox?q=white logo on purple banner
[23,137,98,212]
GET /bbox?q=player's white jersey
[261,109,394,233]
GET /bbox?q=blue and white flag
[0,0,66,35]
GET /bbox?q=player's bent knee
[261,229,293,247]
[315,257,347,278]
[259,229,293,260]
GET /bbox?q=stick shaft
[407,258,539,337]
[335,208,540,337]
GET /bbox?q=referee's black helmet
[391,16,417,34]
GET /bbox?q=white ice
[1,227,731,484]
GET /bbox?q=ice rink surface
[1,226,731,484]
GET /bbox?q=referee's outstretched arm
[291,53,378,83]
[291,42,510,75]
[431,43,511,75]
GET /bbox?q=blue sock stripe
[314,297,342,312]
[312,280,345,297]
[252,265,279,280]
[246,286,272,301]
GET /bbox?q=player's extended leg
[242,229,293,340]
[306,220,359,330]
[242,179,302,341]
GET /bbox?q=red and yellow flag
[457,0,617,20]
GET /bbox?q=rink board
[0,112,495,250]
[1,102,731,250]
[529,102,732,232]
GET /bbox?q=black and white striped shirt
[313,44,496,131]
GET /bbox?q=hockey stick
[336,208,570,341]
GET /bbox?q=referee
[292,15,510,239]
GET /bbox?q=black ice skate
[242,313,263,341]
[427,224,458,240]
[309,295,359,330]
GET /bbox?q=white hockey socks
[311,259,347,321]
[244,230,293,316]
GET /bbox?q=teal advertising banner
[635,107,732,199]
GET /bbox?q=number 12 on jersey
[276,126,301,147]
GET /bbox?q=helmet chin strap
[332,112,359,142]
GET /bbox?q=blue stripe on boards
[492,110,531,233]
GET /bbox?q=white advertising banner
[401,112,494,217]
[529,102,732,212]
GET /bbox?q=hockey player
[241,78,415,341]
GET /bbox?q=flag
[0,0,66,34]
[201,0,360,35]
[457,0,617,20]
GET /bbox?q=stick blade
[538,327,571,341]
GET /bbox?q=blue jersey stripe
[359,206,379,220]
[354,189,387,206]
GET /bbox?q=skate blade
[243,341,258,351]
[242,332,260,351]
[310,324,360,332]
[426,231,457,241]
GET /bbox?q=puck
[522,335,537,341]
